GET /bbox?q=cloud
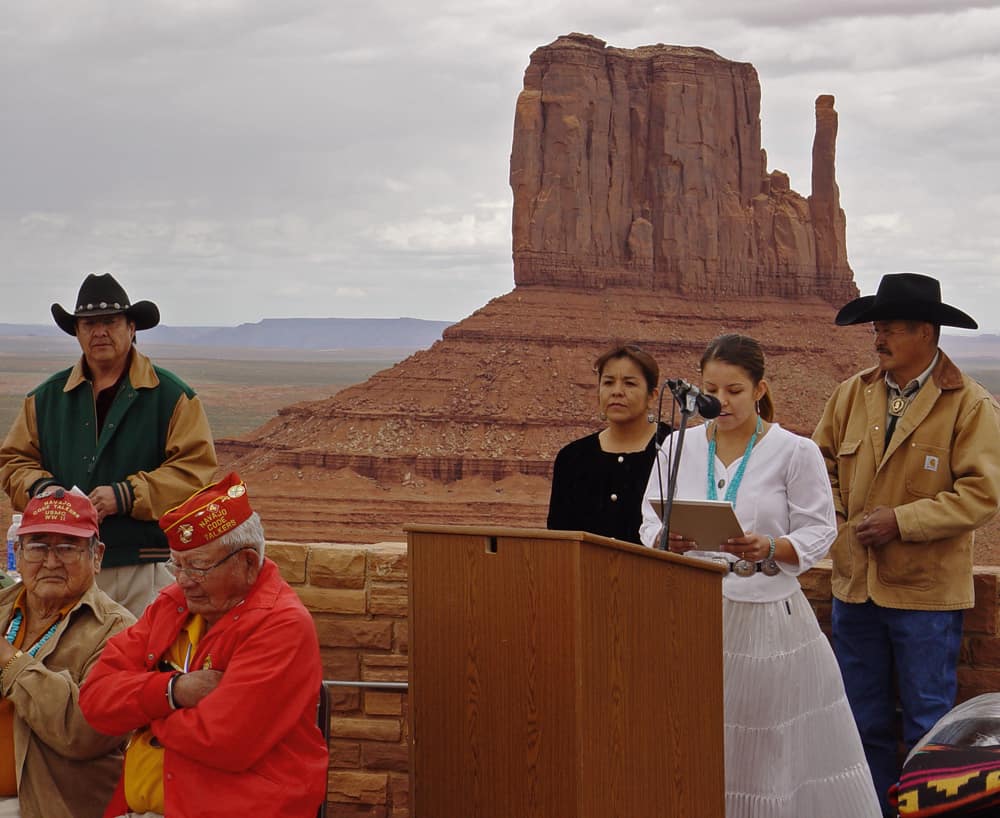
[0,1,998,329]
[17,211,73,231]
[374,201,510,253]
[675,0,1000,28]
[335,286,367,298]
[858,213,907,235]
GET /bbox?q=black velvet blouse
[546,423,670,545]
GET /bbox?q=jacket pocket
[836,439,862,507]
[905,442,951,498]
[876,540,934,590]
[830,527,854,582]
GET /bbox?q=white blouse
[640,423,837,603]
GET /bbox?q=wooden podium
[407,525,726,818]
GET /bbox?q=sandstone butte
[215,33,882,548]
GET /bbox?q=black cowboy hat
[51,273,160,336]
[835,273,977,329]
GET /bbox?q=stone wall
[276,539,1000,818]
[267,540,409,818]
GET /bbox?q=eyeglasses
[164,546,255,583]
[18,542,91,565]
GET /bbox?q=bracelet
[766,536,777,560]
[166,672,183,710]
[2,650,24,678]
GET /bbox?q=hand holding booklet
[652,498,745,551]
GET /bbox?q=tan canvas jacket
[0,582,135,818]
[813,350,1000,610]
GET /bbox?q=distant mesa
[0,317,452,354]
[218,33,872,545]
[154,317,453,351]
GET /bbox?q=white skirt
[723,589,881,818]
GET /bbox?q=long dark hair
[594,343,660,394]
[699,334,775,421]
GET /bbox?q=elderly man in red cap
[0,489,134,818]
[0,272,217,618]
[80,473,328,818]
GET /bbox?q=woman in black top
[547,343,668,544]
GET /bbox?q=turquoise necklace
[5,611,60,658]
[707,416,763,503]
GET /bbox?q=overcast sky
[2,2,998,330]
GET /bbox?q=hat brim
[16,519,99,540]
[835,296,978,329]
[51,300,160,336]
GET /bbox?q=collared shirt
[884,350,940,443]
[885,350,939,409]
[123,614,206,814]
[85,348,133,432]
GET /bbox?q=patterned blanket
[891,743,1000,816]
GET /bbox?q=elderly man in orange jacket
[79,473,328,818]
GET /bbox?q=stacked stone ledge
[266,540,409,818]
[270,538,1000,818]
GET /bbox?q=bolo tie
[885,383,919,447]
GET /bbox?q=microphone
[665,379,722,419]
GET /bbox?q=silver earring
[599,412,607,421]
[647,412,655,423]
[755,400,760,415]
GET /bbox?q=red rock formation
[810,94,851,290]
[218,34,871,546]
[219,287,874,544]
[511,33,856,303]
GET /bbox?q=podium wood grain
[408,525,725,818]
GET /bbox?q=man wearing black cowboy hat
[0,273,217,618]
[813,272,1000,815]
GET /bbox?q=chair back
[317,682,330,818]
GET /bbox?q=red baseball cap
[18,490,100,540]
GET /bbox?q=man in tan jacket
[813,273,1000,816]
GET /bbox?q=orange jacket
[80,559,328,817]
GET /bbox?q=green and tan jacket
[0,350,217,567]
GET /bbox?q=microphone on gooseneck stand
[666,379,722,420]
[654,377,721,550]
